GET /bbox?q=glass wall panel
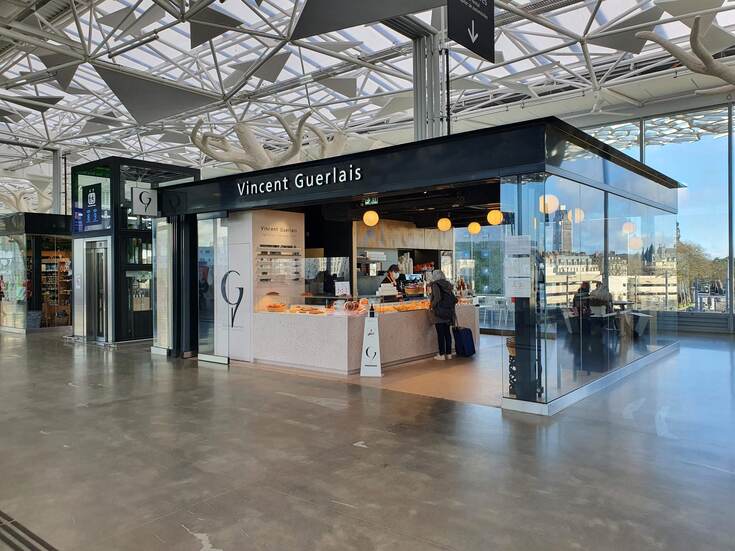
[455,176,518,331]
[547,126,678,211]
[504,172,678,405]
[644,108,728,313]
[0,234,27,329]
[197,218,229,358]
[455,224,509,330]
[543,176,607,399]
[587,121,641,160]
[152,219,173,350]
[502,173,549,403]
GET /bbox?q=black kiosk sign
[82,183,102,229]
[448,0,495,63]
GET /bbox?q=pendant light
[539,194,560,214]
[468,221,482,235]
[362,210,379,227]
[629,236,643,250]
[622,221,636,234]
[567,208,585,224]
[437,217,452,232]
[487,210,503,226]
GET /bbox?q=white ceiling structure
[0,0,734,177]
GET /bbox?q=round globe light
[622,221,636,235]
[487,210,504,226]
[539,194,560,214]
[629,236,643,250]
[437,217,452,232]
[468,222,482,235]
[567,208,585,224]
[362,210,379,227]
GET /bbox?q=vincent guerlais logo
[237,164,362,197]
[138,190,153,213]
[221,270,244,327]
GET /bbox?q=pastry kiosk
[152,117,680,415]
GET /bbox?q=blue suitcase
[452,326,476,357]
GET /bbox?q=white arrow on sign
[468,20,478,43]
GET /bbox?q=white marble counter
[253,304,479,375]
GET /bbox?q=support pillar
[51,149,62,214]
[413,33,444,140]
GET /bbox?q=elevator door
[86,242,108,341]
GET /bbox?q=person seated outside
[589,281,613,313]
[572,281,591,317]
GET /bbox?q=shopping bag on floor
[452,326,476,357]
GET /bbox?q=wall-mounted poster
[82,183,102,230]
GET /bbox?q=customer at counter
[429,270,458,361]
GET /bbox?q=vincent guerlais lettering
[237,165,362,197]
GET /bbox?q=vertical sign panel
[447,0,495,63]
[82,183,102,230]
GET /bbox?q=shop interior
[0,214,72,332]
[195,180,507,406]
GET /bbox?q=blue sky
[645,134,729,259]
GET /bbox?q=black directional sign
[447,0,495,63]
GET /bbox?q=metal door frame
[77,236,113,342]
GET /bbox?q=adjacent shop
[151,117,681,414]
[0,213,71,332]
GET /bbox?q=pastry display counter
[252,303,479,375]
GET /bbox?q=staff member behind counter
[380,264,405,301]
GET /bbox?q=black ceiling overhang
[158,117,683,217]
[0,213,71,236]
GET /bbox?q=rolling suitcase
[452,326,476,357]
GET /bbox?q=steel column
[51,149,62,214]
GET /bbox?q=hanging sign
[132,188,158,216]
[360,314,382,377]
[448,0,495,63]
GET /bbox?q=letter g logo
[221,270,244,327]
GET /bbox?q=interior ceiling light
[539,194,560,215]
[622,221,636,234]
[567,208,585,224]
[629,235,643,250]
[487,210,503,226]
[468,222,482,235]
[437,217,452,232]
[362,210,379,227]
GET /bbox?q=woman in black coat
[429,270,457,360]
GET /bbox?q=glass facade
[0,233,72,330]
[152,219,173,350]
[502,167,677,403]
[588,107,731,317]
[197,218,229,359]
[0,234,27,329]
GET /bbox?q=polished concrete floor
[0,332,733,550]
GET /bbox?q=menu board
[504,235,532,299]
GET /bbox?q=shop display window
[0,234,27,329]
[35,237,72,328]
[0,232,72,330]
